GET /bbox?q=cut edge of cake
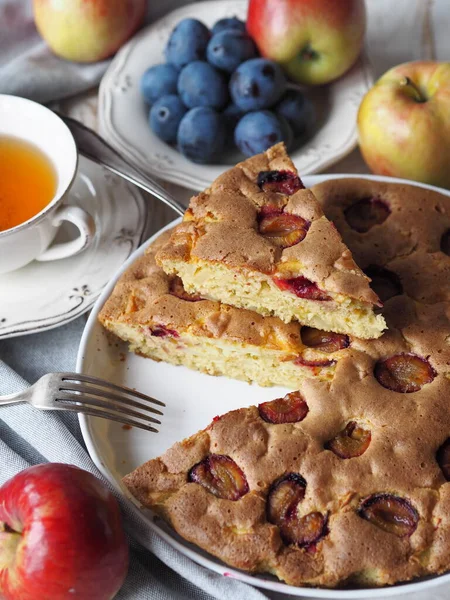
[98,231,351,388]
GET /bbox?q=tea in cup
[0,94,95,274]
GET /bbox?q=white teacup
[0,94,95,275]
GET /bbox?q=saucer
[0,155,147,339]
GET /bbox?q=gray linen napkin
[0,0,212,103]
[0,1,109,103]
[0,318,274,600]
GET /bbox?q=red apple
[358,60,450,189]
[33,0,146,63]
[0,464,128,600]
[247,0,366,85]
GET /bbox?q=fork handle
[0,392,26,405]
[56,114,186,217]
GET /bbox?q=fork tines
[56,373,165,433]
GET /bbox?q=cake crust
[157,145,379,302]
[311,177,450,297]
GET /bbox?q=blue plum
[222,102,244,129]
[165,18,210,69]
[206,30,256,73]
[177,107,226,163]
[277,114,294,150]
[275,89,315,137]
[178,61,228,109]
[211,17,246,36]
[222,102,244,146]
[234,110,292,156]
[149,95,187,143]
[140,64,179,105]
[230,58,287,111]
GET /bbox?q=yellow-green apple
[0,463,129,600]
[33,0,146,63]
[358,61,450,189]
[247,0,366,85]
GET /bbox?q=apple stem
[401,77,427,103]
[299,44,319,62]
[286,81,307,92]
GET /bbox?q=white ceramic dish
[0,156,146,339]
[78,174,450,599]
[98,0,374,191]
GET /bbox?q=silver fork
[0,372,165,433]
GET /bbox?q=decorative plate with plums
[98,0,374,190]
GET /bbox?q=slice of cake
[156,143,386,339]
[98,231,351,388]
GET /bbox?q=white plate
[78,173,450,599]
[0,156,147,339]
[98,0,374,191]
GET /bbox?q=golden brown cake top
[124,292,450,588]
[156,144,380,306]
[311,178,450,305]
[98,230,350,361]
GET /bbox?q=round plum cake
[118,159,450,588]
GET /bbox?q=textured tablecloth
[2,0,450,598]
[0,319,275,600]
